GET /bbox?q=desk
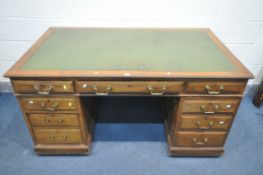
[4,27,253,156]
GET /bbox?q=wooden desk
[4,27,253,156]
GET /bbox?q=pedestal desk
[4,28,253,156]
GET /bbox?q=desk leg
[78,97,95,154]
[33,97,94,155]
[163,98,224,157]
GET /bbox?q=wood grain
[178,114,232,131]
[175,131,227,147]
[12,80,74,94]
[33,128,82,144]
[27,113,79,127]
[76,81,184,94]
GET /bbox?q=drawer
[175,131,227,147]
[33,128,82,144]
[178,114,232,130]
[27,113,79,127]
[12,80,74,94]
[185,81,246,95]
[76,81,184,95]
[181,98,240,114]
[21,97,77,111]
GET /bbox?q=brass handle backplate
[192,137,208,146]
[200,104,219,114]
[92,85,111,95]
[40,101,59,111]
[195,120,214,130]
[147,86,166,95]
[205,85,224,95]
[34,85,53,95]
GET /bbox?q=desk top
[4,27,253,79]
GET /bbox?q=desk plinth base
[34,144,90,155]
[164,120,224,157]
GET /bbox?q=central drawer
[27,113,79,127]
[33,128,82,144]
[76,81,184,95]
[21,97,78,111]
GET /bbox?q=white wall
[0,0,263,84]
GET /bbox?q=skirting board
[0,81,13,93]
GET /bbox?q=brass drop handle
[195,120,214,130]
[192,138,208,146]
[200,104,219,114]
[147,86,166,95]
[59,119,64,123]
[92,85,111,95]
[40,101,59,111]
[50,135,55,140]
[34,85,53,95]
[205,85,224,95]
[63,135,68,140]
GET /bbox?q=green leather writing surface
[21,28,236,72]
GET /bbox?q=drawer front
[21,97,77,111]
[185,81,246,95]
[33,129,82,144]
[28,114,79,127]
[76,81,184,95]
[12,81,74,94]
[175,131,227,147]
[178,115,232,130]
[181,99,240,114]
